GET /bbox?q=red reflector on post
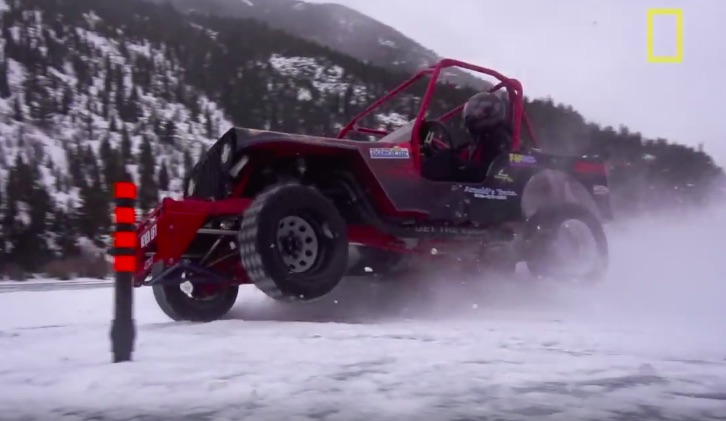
[114,232,137,248]
[114,255,137,273]
[114,182,137,199]
[115,207,136,224]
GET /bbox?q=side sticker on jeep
[413,226,490,236]
[493,169,513,183]
[509,153,537,166]
[140,224,157,248]
[144,256,154,270]
[464,186,517,200]
[370,147,410,159]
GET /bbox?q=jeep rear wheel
[238,183,349,301]
[152,282,239,322]
[524,205,608,283]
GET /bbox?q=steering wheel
[418,120,455,158]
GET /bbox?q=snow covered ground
[0,278,111,293]
[1,207,726,420]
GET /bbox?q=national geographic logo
[647,8,683,63]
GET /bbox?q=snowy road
[1,209,726,420]
[0,279,112,293]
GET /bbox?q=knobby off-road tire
[523,204,609,283]
[238,183,349,302]
[152,283,239,322]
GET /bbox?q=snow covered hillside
[0,0,418,208]
[148,0,495,89]
[0,9,232,202]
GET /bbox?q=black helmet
[462,91,508,134]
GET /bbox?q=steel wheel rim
[276,215,320,273]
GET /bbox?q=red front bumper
[133,197,252,286]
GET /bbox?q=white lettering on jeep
[140,224,157,248]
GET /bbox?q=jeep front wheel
[238,183,349,301]
[152,282,239,322]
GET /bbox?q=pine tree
[138,136,158,211]
[151,114,162,137]
[183,148,193,176]
[24,68,54,127]
[120,126,133,163]
[99,136,118,186]
[205,108,214,138]
[189,97,200,122]
[122,86,142,123]
[35,95,56,129]
[162,119,176,144]
[8,154,33,202]
[0,184,19,271]
[4,156,40,271]
[175,82,187,106]
[0,62,11,99]
[13,96,23,121]
[104,55,114,93]
[158,160,170,191]
[53,204,79,259]
[60,86,73,115]
[77,183,97,239]
[26,178,53,268]
[77,147,111,243]
[66,143,86,189]
[85,98,95,126]
[101,90,111,119]
[99,135,112,162]
[0,188,5,268]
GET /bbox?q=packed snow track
[1,208,725,421]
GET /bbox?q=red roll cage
[336,58,537,171]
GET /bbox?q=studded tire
[238,183,349,302]
[152,283,239,322]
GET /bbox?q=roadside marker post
[110,182,137,363]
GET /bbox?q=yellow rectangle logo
[647,8,683,63]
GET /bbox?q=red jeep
[134,58,611,322]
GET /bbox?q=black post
[110,182,137,363]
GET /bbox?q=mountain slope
[0,0,722,279]
[148,0,490,89]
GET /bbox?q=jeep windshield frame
[377,120,415,144]
[336,58,537,172]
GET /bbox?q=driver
[456,91,512,181]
